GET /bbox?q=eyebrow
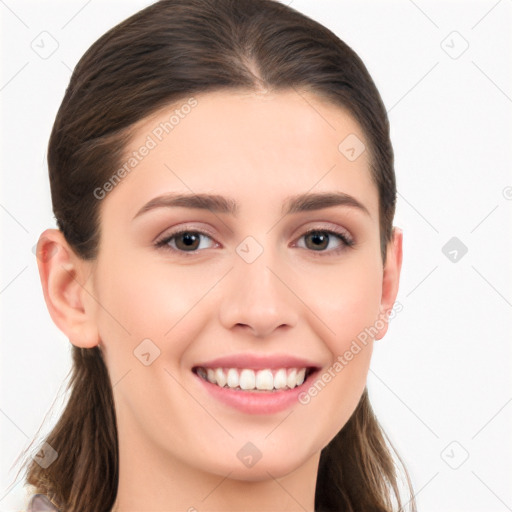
[132,191,370,220]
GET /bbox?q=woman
[21,0,416,510]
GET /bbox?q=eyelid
[296,223,354,244]
[291,226,355,255]
[154,223,355,255]
[154,223,218,245]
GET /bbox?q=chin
[207,450,314,482]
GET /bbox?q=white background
[1,1,511,511]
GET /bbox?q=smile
[193,366,315,392]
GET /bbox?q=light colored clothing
[26,494,59,512]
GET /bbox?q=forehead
[100,88,378,222]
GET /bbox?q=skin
[37,89,402,512]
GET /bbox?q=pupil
[180,232,198,249]
[183,234,195,245]
[308,232,327,250]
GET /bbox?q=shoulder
[26,494,60,512]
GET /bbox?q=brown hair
[17,0,416,510]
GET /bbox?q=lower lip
[193,370,318,415]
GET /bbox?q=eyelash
[154,227,355,256]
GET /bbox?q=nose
[218,249,299,338]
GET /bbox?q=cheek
[303,256,383,351]
[300,256,381,420]
[93,257,217,370]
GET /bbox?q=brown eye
[174,232,201,251]
[297,229,354,254]
[304,231,330,251]
[155,230,216,253]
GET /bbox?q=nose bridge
[218,240,298,337]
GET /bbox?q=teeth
[226,368,239,388]
[274,368,288,389]
[206,368,216,384]
[255,369,273,390]
[197,367,310,391]
[214,368,226,387]
[287,368,297,388]
[239,369,256,390]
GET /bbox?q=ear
[35,228,100,348]
[375,227,403,341]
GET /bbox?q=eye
[155,229,217,254]
[154,227,355,256]
[294,228,354,255]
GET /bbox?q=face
[83,89,399,480]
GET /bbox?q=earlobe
[375,227,403,341]
[36,228,100,348]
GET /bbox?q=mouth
[192,366,318,393]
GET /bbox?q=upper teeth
[196,367,307,391]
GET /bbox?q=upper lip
[192,353,322,370]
